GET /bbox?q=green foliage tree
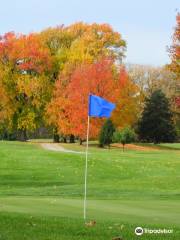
[99,119,115,148]
[138,90,177,144]
[113,127,136,151]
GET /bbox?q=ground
[0,141,180,239]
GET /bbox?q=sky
[0,0,179,66]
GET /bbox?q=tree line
[0,14,179,144]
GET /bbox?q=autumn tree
[43,23,125,141]
[127,64,178,98]
[65,22,126,66]
[47,59,120,142]
[41,22,126,80]
[46,23,126,141]
[168,13,180,138]
[40,26,76,79]
[0,32,52,140]
[0,23,126,141]
[112,66,141,129]
[127,64,180,138]
[168,13,180,79]
[40,26,77,141]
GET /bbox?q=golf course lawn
[0,141,179,239]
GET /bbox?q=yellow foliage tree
[112,66,141,129]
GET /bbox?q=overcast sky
[0,0,179,66]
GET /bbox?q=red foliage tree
[47,59,119,141]
[168,13,180,78]
[0,32,51,73]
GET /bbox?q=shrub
[99,119,115,148]
[113,127,136,151]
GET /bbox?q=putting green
[0,197,179,227]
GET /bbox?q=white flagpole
[84,115,90,221]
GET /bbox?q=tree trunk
[69,134,75,143]
[53,128,59,143]
[23,129,27,141]
[79,138,83,145]
[123,144,125,152]
[17,129,27,141]
[63,137,67,143]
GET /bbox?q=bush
[99,119,115,148]
[113,127,136,151]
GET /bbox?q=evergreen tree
[138,90,177,144]
[99,119,115,148]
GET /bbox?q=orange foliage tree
[45,22,126,141]
[47,59,120,142]
[112,66,141,129]
[168,13,180,134]
[0,32,52,140]
[168,13,180,79]
[47,60,140,142]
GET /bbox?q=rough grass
[0,141,180,239]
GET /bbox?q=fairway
[0,141,180,239]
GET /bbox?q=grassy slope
[0,141,180,239]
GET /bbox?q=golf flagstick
[84,115,90,221]
[83,95,115,221]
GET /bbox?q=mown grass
[0,141,180,239]
[136,142,180,150]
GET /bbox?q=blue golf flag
[88,94,115,118]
